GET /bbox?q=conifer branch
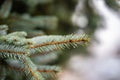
[29,34,89,54]
[0,25,90,80]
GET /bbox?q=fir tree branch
[0,25,90,80]
[23,57,45,80]
[37,65,61,73]
[29,34,89,54]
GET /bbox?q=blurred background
[0,0,120,80]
